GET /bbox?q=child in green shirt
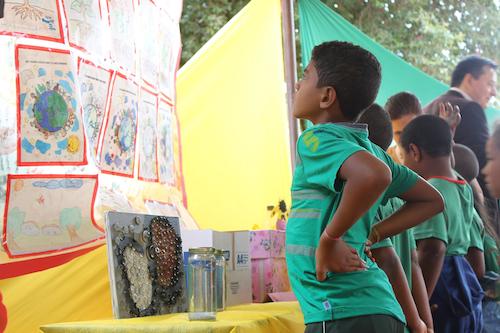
[286,41,444,333]
[400,115,484,333]
[358,104,433,332]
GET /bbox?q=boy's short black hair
[453,143,479,182]
[451,56,497,87]
[385,92,422,121]
[358,104,393,151]
[311,41,381,120]
[400,115,452,157]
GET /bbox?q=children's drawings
[157,99,174,185]
[0,0,63,42]
[108,0,136,72]
[138,0,159,88]
[16,45,87,166]
[77,58,112,158]
[99,73,138,177]
[158,18,180,101]
[62,0,105,55]
[2,174,103,258]
[138,87,158,182]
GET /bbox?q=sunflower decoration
[67,135,80,154]
[30,81,75,139]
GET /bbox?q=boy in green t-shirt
[400,115,484,333]
[358,104,434,332]
[286,41,444,333]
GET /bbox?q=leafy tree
[180,0,499,107]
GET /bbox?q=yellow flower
[67,135,80,153]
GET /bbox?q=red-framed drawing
[2,174,104,259]
[0,0,65,43]
[99,72,139,178]
[16,44,87,166]
[137,86,159,182]
[77,57,114,157]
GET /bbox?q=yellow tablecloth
[39,302,305,333]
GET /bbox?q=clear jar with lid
[187,247,216,320]
[214,249,227,311]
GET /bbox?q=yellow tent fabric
[177,0,292,231]
[0,246,112,333]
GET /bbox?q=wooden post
[281,0,298,170]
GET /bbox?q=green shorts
[304,314,405,333]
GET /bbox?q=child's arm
[316,151,392,280]
[416,238,446,297]
[372,247,427,333]
[466,247,485,279]
[411,249,434,332]
[368,179,444,244]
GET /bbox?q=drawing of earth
[117,109,136,153]
[34,90,69,133]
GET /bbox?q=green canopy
[298,0,499,126]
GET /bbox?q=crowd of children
[286,41,499,333]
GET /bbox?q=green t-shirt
[484,233,499,274]
[286,123,418,324]
[468,209,485,252]
[372,198,416,289]
[413,177,474,256]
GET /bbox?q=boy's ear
[409,143,422,162]
[319,86,337,109]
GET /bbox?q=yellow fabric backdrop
[177,0,293,231]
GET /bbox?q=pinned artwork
[138,87,158,182]
[62,0,106,56]
[157,99,174,185]
[158,18,180,101]
[138,0,159,88]
[16,45,87,166]
[108,0,136,72]
[0,0,64,42]
[2,174,103,258]
[99,73,138,177]
[170,108,184,191]
[105,212,186,318]
[77,58,113,158]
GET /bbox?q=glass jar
[214,249,227,311]
[187,247,216,320]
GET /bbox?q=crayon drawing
[78,59,112,157]
[99,73,138,177]
[3,174,103,258]
[138,88,158,182]
[16,45,86,166]
[0,0,63,42]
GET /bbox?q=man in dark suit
[425,56,497,224]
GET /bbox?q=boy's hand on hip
[315,233,366,281]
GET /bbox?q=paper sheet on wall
[0,0,64,42]
[138,0,159,88]
[158,17,180,101]
[77,58,113,160]
[62,0,107,57]
[16,45,87,166]
[108,0,136,72]
[157,99,174,185]
[99,73,138,177]
[138,87,158,182]
[2,174,103,258]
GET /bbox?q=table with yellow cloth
[40,302,305,333]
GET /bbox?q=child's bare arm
[417,239,446,297]
[368,179,444,243]
[466,247,485,279]
[372,247,426,333]
[411,249,434,331]
[316,151,391,281]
